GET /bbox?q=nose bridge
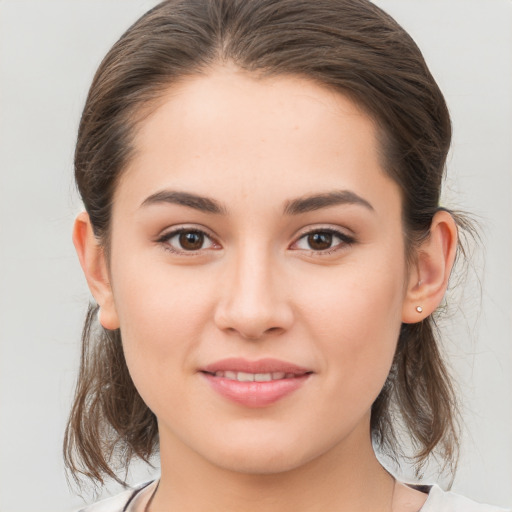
[214,241,292,339]
[235,244,274,310]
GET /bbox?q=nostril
[266,326,284,334]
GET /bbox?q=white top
[77,480,511,512]
[421,485,509,512]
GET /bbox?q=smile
[200,358,313,407]
[209,371,297,381]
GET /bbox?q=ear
[402,210,458,323]
[72,212,120,330]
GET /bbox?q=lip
[200,358,313,408]
[201,357,311,375]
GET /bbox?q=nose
[213,248,294,340]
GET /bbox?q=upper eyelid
[290,226,355,251]
[156,224,219,241]
[293,225,354,240]
[155,227,221,255]
[155,224,354,248]
[156,227,221,256]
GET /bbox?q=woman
[65,0,510,510]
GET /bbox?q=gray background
[0,1,511,510]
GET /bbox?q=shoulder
[421,484,511,512]
[75,481,154,512]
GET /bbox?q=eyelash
[156,226,355,256]
[292,228,355,255]
[156,227,220,256]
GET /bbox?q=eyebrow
[140,188,373,216]
[141,190,227,214]
[283,190,374,215]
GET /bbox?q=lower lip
[201,373,311,408]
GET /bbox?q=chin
[210,447,310,476]
[195,429,326,476]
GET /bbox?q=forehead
[117,66,400,218]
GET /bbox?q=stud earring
[416,306,423,313]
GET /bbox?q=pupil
[179,231,204,250]
[308,232,332,250]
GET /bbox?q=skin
[74,66,457,512]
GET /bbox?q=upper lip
[201,358,312,375]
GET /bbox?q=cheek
[295,258,405,390]
[115,283,215,420]
[114,253,213,332]
[299,257,405,335]
[110,259,216,389]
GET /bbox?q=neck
[150,422,395,512]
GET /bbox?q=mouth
[201,357,312,375]
[199,358,313,407]
[203,370,303,382]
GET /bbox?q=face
[104,67,414,474]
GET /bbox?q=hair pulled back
[66,0,461,486]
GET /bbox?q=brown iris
[307,232,333,250]
[179,231,204,250]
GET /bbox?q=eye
[157,228,219,254]
[292,228,354,253]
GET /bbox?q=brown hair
[65,0,465,487]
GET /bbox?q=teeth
[213,371,291,381]
[254,373,271,382]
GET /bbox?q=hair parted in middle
[65,0,463,487]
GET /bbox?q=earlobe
[402,210,458,324]
[72,212,120,330]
